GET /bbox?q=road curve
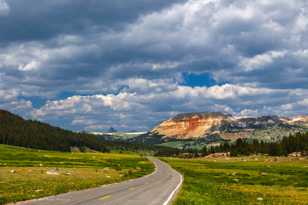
[14,158,183,205]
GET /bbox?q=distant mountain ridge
[131,112,308,149]
[152,112,308,140]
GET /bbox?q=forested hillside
[0,110,110,152]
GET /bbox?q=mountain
[286,115,308,127]
[152,112,231,139]
[132,112,308,149]
[92,131,147,141]
[108,127,117,133]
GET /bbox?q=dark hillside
[0,109,109,152]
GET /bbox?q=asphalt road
[15,158,183,205]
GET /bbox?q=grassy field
[0,144,154,205]
[164,156,308,205]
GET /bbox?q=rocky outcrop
[152,112,231,139]
[151,112,308,140]
[287,116,308,127]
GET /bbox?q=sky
[0,0,308,131]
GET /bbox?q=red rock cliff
[152,112,231,139]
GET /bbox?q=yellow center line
[100,194,112,201]
[99,185,141,202]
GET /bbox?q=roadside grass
[164,156,308,205]
[0,144,154,205]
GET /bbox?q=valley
[1,109,308,205]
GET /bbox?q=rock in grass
[257,197,264,201]
[10,169,16,174]
[46,170,60,175]
[233,178,239,182]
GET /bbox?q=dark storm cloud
[0,0,185,43]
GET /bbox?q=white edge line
[162,170,183,205]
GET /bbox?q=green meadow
[0,144,154,204]
[2,143,308,205]
[165,156,308,205]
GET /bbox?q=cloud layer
[0,0,307,131]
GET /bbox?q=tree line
[202,132,308,157]
[155,132,308,158]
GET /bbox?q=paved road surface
[15,158,183,205]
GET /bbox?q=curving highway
[15,158,183,205]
